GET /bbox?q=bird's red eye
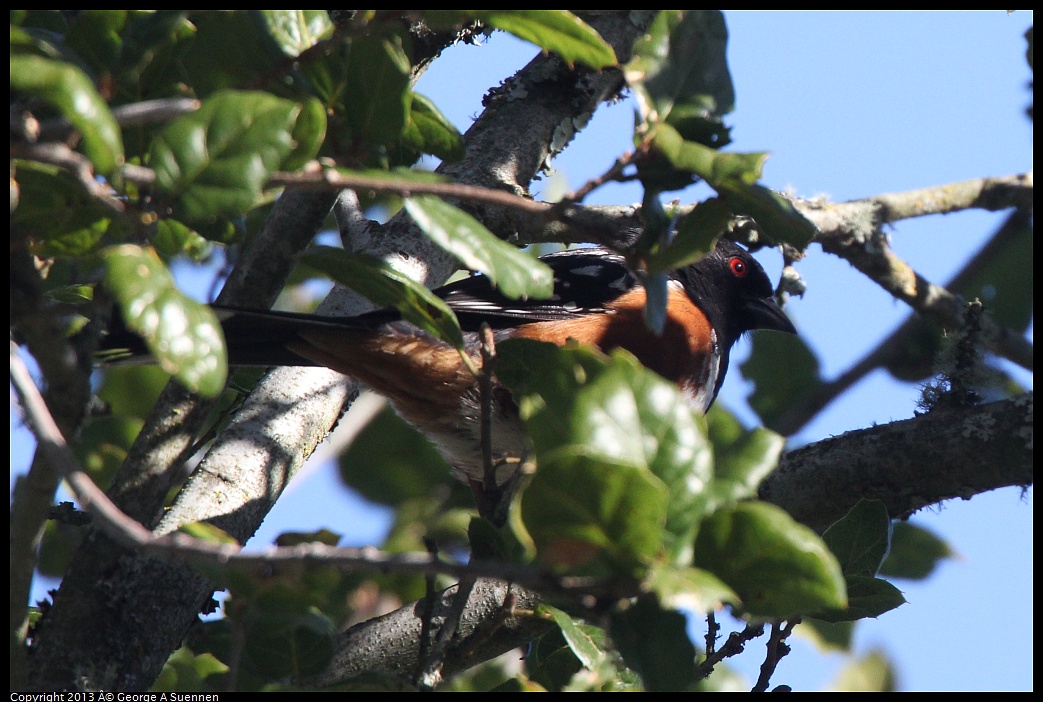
[729,257,747,277]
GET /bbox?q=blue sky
[10,11,1032,692]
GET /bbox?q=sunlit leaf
[425,10,616,68]
[404,194,554,300]
[101,244,227,396]
[149,90,316,222]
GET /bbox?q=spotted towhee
[103,240,795,487]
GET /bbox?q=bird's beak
[745,297,797,335]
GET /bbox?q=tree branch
[792,174,1033,372]
[759,393,1033,530]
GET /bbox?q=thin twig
[791,175,1033,373]
[10,142,125,213]
[752,619,798,692]
[36,98,201,144]
[9,342,152,548]
[694,622,765,681]
[269,168,554,215]
[704,611,720,657]
[554,150,638,209]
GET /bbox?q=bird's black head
[674,240,796,353]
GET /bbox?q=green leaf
[72,414,142,488]
[714,179,817,249]
[878,522,956,581]
[797,618,855,653]
[13,161,118,256]
[397,92,465,163]
[10,54,123,175]
[423,11,616,69]
[645,562,740,614]
[149,90,311,222]
[97,364,171,421]
[101,11,195,104]
[476,10,617,69]
[646,124,817,248]
[178,521,238,544]
[298,245,465,349]
[404,194,554,300]
[152,219,211,260]
[821,499,892,576]
[537,605,604,670]
[704,411,786,509]
[520,450,666,576]
[283,96,328,171]
[179,11,282,96]
[64,10,128,76]
[101,244,228,397]
[153,647,228,694]
[242,589,335,680]
[693,502,847,618]
[626,10,734,146]
[951,209,1034,333]
[810,574,906,623]
[610,596,696,692]
[342,34,412,146]
[743,330,823,430]
[258,9,333,57]
[274,528,341,547]
[645,198,732,275]
[498,340,714,562]
[338,405,454,506]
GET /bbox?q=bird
[101,240,795,494]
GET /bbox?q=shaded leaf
[610,596,696,692]
[878,522,956,581]
[821,499,892,576]
[242,589,335,680]
[298,245,465,349]
[520,450,666,576]
[626,10,734,146]
[693,502,846,618]
[342,34,412,146]
[13,161,119,256]
[743,330,823,429]
[645,198,732,275]
[397,92,465,163]
[339,405,454,505]
[274,529,341,548]
[498,340,713,562]
[810,575,906,623]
